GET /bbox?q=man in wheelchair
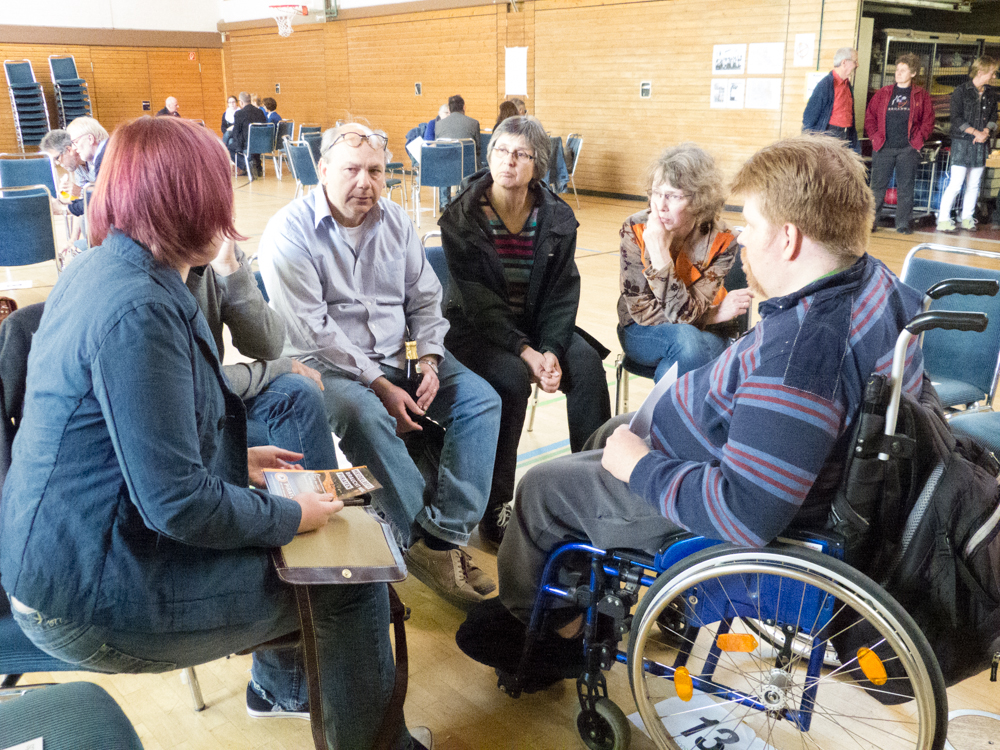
[457,134,926,688]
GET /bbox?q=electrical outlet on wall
[275,83,280,94]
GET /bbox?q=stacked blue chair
[48,55,91,128]
[3,61,51,151]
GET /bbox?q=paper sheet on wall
[745,78,782,110]
[747,42,784,75]
[505,47,528,96]
[804,71,828,101]
[712,44,746,75]
[710,79,744,109]
[629,362,677,439]
[794,33,816,67]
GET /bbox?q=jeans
[938,165,985,223]
[11,583,410,750]
[317,351,501,547]
[245,373,338,470]
[618,322,729,381]
[446,329,612,511]
[870,146,920,230]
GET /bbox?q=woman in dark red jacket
[865,53,936,234]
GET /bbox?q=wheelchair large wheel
[627,544,947,750]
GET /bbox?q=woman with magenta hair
[0,117,429,750]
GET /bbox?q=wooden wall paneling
[147,47,209,123]
[344,6,498,160]
[88,47,152,133]
[199,48,226,131]
[324,23,352,129]
[534,0,790,196]
[222,27,328,136]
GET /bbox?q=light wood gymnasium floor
[6,173,1000,750]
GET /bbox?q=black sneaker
[478,501,512,549]
[245,682,310,720]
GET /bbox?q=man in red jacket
[865,52,936,234]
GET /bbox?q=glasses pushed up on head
[323,131,388,155]
[491,146,535,164]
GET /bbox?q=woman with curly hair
[617,143,752,380]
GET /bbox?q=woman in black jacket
[937,55,999,231]
[440,116,611,546]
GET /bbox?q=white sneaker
[936,218,956,232]
[410,726,433,749]
[961,218,977,231]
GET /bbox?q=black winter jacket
[438,169,580,361]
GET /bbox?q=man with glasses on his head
[259,122,502,610]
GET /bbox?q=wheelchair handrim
[628,548,941,750]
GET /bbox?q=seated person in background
[229,91,268,177]
[492,101,518,133]
[185,236,337,472]
[263,97,282,125]
[456,134,925,685]
[259,122,502,609]
[618,143,752,380]
[221,94,238,147]
[440,115,611,547]
[155,96,180,117]
[0,116,429,750]
[509,97,527,116]
[424,104,450,142]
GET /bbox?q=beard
[743,255,767,298]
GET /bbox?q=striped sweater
[629,254,924,546]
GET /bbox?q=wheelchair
[496,302,996,750]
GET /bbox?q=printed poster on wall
[745,78,782,110]
[794,33,816,67]
[710,79,745,109]
[712,44,746,75]
[505,47,528,96]
[747,43,784,75]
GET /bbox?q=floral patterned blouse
[616,208,739,329]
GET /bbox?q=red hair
[89,117,242,268]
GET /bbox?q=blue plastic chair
[0,682,145,750]
[302,131,323,165]
[298,124,322,140]
[564,133,583,208]
[414,142,462,228]
[459,138,476,179]
[284,139,320,199]
[0,186,57,272]
[0,154,58,200]
[263,119,295,179]
[479,132,491,170]
[900,243,1000,411]
[243,123,276,182]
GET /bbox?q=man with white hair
[156,96,180,117]
[802,47,860,151]
[258,122,502,609]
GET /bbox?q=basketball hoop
[269,4,307,37]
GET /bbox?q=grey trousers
[496,413,680,622]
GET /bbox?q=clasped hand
[520,346,562,392]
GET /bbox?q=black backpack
[829,374,1000,690]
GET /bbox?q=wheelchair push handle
[925,278,1000,301]
[905,310,988,335]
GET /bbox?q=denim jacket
[0,231,301,633]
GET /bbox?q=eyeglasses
[323,131,388,155]
[55,145,76,167]
[491,146,534,164]
[650,189,691,206]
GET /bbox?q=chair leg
[614,354,624,416]
[180,666,205,712]
[571,175,579,209]
[527,383,539,432]
[623,367,630,415]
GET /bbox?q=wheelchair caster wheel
[575,697,631,750]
